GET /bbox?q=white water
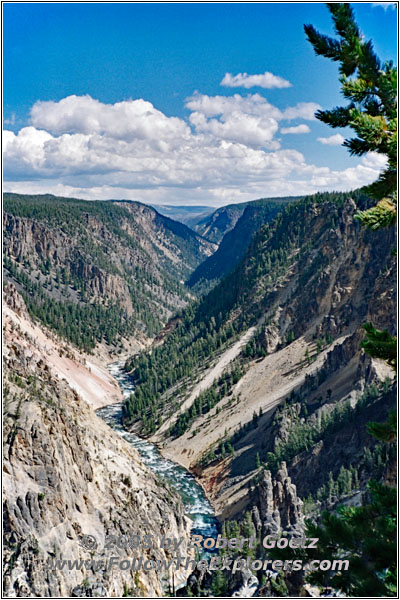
[97,362,219,539]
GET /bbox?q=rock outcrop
[255,463,304,538]
[3,289,192,597]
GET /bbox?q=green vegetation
[188,198,295,290]
[4,193,210,278]
[242,326,267,359]
[4,193,214,350]
[306,481,396,596]
[265,399,353,475]
[123,189,372,431]
[124,315,241,433]
[361,322,397,370]
[264,381,393,475]
[4,256,137,351]
[170,364,244,438]
[307,440,395,508]
[305,3,397,210]
[299,8,398,596]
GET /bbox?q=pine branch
[328,3,359,40]
[360,322,397,369]
[305,2,397,205]
[343,137,374,156]
[366,170,397,200]
[304,24,342,60]
[367,410,397,443]
[315,104,354,127]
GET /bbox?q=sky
[3,2,397,207]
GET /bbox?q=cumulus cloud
[185,92,320,121]
[185,93,319,148]
[31,95,190,143]
[189,110,280,149]
[3,94,387,205]
[280,102,320,121]
[317,133,345,146]
[281,124,310,135]
[221,71,291,89]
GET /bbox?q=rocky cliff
[3,285,192,597]
[193,196,296,244]
[3,193,215,356]
[254,463,304,538]
[187,200,288,291]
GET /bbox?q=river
[97,362,219,541]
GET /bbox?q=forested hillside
[193,196,300,244]
[187,198,293,292]
[123,188,391,430]
[3,193,215,353]
[123,186,396,545]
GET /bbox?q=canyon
[3,190,396,597]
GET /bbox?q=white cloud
[317,133,345,146]
[31,94,190,143]
[4,113,16,126]
[186,93,318,147]
[189,110,280,149]
[281,124,310,135]
[221,71,291,89]
[3,94,387,206]
[280,102,320,121]
[186,92,281,119]
[371,2,396,10]
[185,92,320,121]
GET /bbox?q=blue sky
[3,2,397,206]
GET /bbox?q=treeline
[3,193,205,345]
[123,315,241,431]
[4,193,210,282]
[169,364,245,438]
[309,439,395,508]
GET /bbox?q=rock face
[193,203,247,244]
[3,193,215,353]
[255,463,304,538]
[3,289,192,597]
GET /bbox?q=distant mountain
[3,193,215,354]
[150,204,214,228]
[193,196,301,244]
[187,198,293,292]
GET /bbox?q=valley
[3,188,396,598]
[3,3,397,598]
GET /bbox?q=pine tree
[367,409,397,444]
[302,7,397,597]
[305,481,397,596]
[305,3,397,217]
